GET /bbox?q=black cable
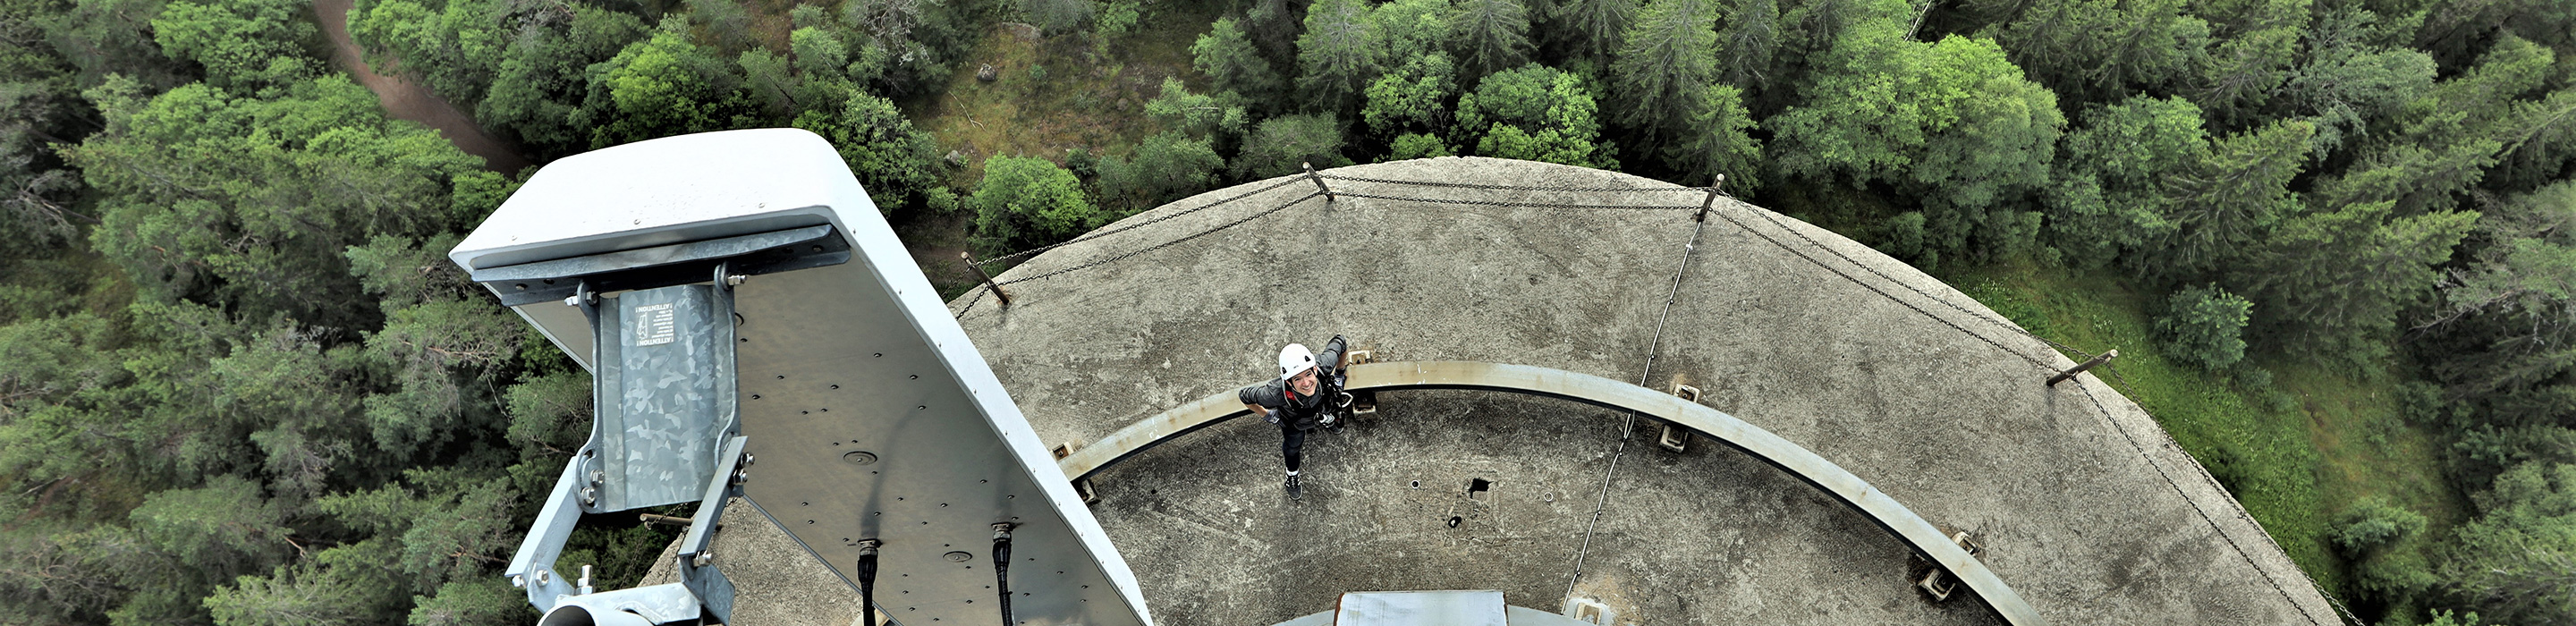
[856,540,880,626]
[991,525,1013,626]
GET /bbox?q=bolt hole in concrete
[1446,516,1462,529]
[1467,478,1493,498]
[1410,480,1420,488]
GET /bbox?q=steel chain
[1317,173,1716,194]
[974,177,1310,268]
[1333,191,1699,211]
[995,191,1325,286]
[1731,203,2106,362]
[1717,199,2332,625]
[2070,380,2339,626]
[953,284,990,317]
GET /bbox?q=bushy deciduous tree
[1361,53,1456,139]
[1099,131,1225,215]
[1769,33,2062,260]
[971,155,1094,255]
[1235,113,1350,178]
[1455,63,1614,168]
[792,88,947,216]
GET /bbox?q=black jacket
[1238,335,1347,432]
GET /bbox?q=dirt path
[312,0,534,173]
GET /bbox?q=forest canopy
[1,0,2574,623]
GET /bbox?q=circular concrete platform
[653,157,2335,626]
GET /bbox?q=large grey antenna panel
[453,129,1152,626]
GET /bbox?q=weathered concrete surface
[676,157,2334,626]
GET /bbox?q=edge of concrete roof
[659,156,2340,626]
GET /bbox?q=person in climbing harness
[1240,334,1352,500]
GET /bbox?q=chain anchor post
[2046,350,2118,386]
[1304,162,1335,203]
[960,251,1012,307]
[1696,173,1724,222]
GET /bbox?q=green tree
[1144,77,1249,144]
[2158,119,2310,277]
[2439,462,2576,625]
[2157,284,2252,370]
[581,23,752,148]
[792,88,947,216]
[1387,132,1455,159]
[1373,0,1454,64]
[1193,18,1284,108]
[69,75,485,325]
[2282,8,2436,161]
[2046,96,2203,269]
[2183,0,2302,128]
[1098,131,1225,214]
[2312,38,2572,217]
[1714,0,1778,94]
[1986,0,2208,106]
[2233,200,2476,365]
[1448,0,1533,85]
[471,4,651,157]
[2332,496,2428,554]
[1361,53,1457,139]
[1235,113,1350,179]
[1455,63,1614,168]
[971,155,1094,254]
[348,0,504,106]
[1548,0,1636,65]
[150,0,317,89]
[1297,0,1380,113]
[1769,34,2063,258]
[1022,0,1094,34]
[1608,0,1716,142]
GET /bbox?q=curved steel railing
[1055,360,2046,626]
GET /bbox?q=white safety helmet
[1277,343,1317,380]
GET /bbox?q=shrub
[2330,496,2427,554]
[970,156,1094,255]
[1234,114,1349,179]
[2157,284,2252,370]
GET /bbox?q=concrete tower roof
[647,157,2336,626]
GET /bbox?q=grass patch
[912,3,1217,188]
[1952,260,2467,597]
[897,3,1224,295]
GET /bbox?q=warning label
[633,302,677,346]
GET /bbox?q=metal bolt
[580,486,597,505]
[534,569,552,585]
[589,470,605,486]
[725,275,750,286]
[511,575,526,588]
[694,553,714,567]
